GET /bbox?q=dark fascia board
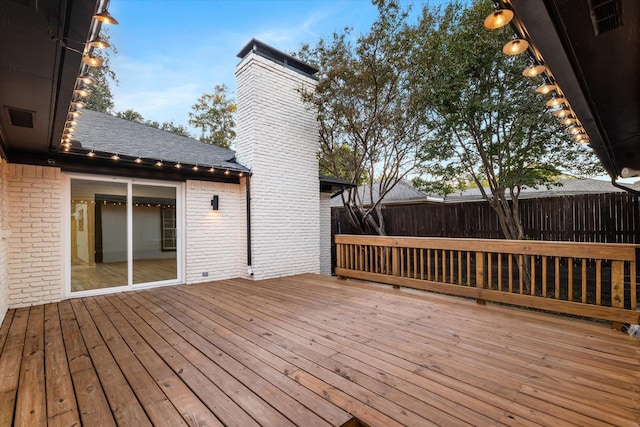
[10,150,243,184]
[49,0,99,154]
[509,0,618,178]
[237,38,319,79]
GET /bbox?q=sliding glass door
[70,177,181,294]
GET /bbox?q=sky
[106,0,438,133]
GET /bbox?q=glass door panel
[132,184,177,285]
[71,179,128,292]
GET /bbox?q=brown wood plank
[15,305,46,426]
[214,276,636,423]
[43,303,80,425]
[0,308,28,427]
[109,293,262,427]
[7,274,640,427]
[69,298,152,426]
[83,297,198,427]
[145,287,343,427]
[0,309,15,354]
[58,300,115,426]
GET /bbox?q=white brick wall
[319,192,332,275]
[235,52,320,280]
[0,160,9,323]
[185,179,247,283]
[6,164,63,308]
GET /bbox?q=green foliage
[188,84,236,148]
[116,109,144,123]
[116,109,191,137]
[411,0,602,239]
[298,0,429,235]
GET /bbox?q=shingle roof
[331,180,444,207]
[73,109,248,172]
[444,178,640,202]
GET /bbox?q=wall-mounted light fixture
[211,195,219,211]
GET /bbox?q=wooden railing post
[611,260,624,330]
[476,252,485,305]
[392,247,400,288]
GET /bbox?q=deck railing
[335,235,639,326]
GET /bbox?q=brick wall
[320,192,332,275]
[0,160,8,323]
[185,179,247,283]
[5,164,63,308]
[235,52,320,280]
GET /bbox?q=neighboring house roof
[331,180,444,207]
[74,109,249,173]
[444,178,640,203]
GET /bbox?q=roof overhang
[0,0,98,160]
[508,0,640,179]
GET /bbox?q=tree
[84,31,118,113]
[116,109,192,137]
[116,109,144,123]
[158,120,191,137]
[413,0,601,241]
[298,0,430,235]
[188,84,236,148]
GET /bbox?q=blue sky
[106,0,447,132]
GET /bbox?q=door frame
[63,173,185,298]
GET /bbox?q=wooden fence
[335,235,640,326]
[332,192,640,242]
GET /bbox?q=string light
[209,167,215,173]
[175,163,182,169]
[224,170,230,175]
[155,160,163,167]
[135,157,142,164]
[87,150,96,157]
[192,165,199,171]
[111,153,120,160]
[522,64,545,77]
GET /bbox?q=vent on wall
[6,107,34,128]
[589,0,623,35]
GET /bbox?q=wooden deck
[1,274,639,426]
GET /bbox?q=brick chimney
[235,39,320,280]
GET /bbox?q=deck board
[1,273,639,426]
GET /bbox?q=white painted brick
[235,53,320,280]
[184,180,247,284]
[4,164,64,309]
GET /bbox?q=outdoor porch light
[211,195,219,211]
[82,54,103,67]
[560,116,577,126]
[552,108,571,117]
[74,87,91,98]
[484,9,514,29]
[68,109,82,118]
[77,74,95,85]
[536,83,557,95]
[522,64,545,77]
[93,9,119,25]
[567,125,584,135]
[88,36,111,49]
[546,97,566,107]
[502,38,529,56]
